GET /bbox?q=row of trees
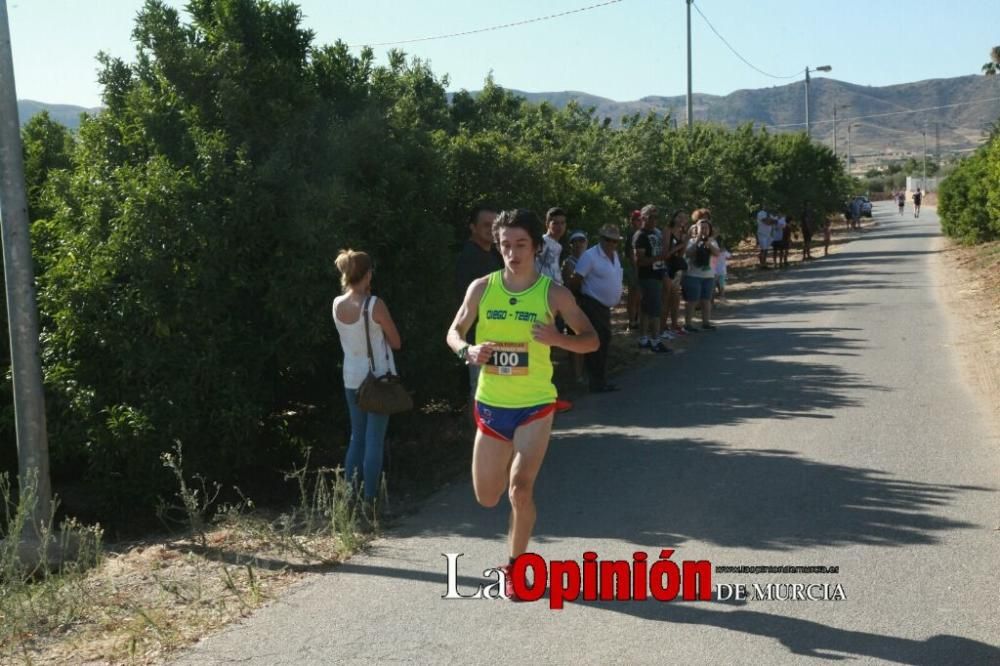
[3,0,849,524]
[938,129,1000,241]
[939,46,1000,242]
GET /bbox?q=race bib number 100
[485,343,529,376]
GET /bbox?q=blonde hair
[691,208,712,222]
[334,249,372,290]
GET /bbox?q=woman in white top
[332,249,402,501]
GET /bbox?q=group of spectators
[456,204,738,396]
[756,204,831,268]
[456,206,622,398]
[334,201,832,504]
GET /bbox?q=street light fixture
[805,65,832,138]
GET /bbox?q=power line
[765,95,1000,129]
[348,0,625,48]
[690,1,800,80]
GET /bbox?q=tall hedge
[939,133,1000,242]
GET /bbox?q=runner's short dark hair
[493,208,544,251]
[546,207,567,222]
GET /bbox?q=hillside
[19,74,1000,166]
[507,75,1000,165]
[17,100,99,130]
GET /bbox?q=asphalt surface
[176,202,1000,665]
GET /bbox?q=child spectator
[712,236,732,303]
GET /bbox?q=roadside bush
[939,136,1000,242]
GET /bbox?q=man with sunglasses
[569,224,624,393]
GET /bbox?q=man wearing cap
[755,207,774,269]
[570,224,624,392]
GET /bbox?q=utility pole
[922,125,927,187]
[805,68,811,137]
[685,0,693,128]
[935,122,940,165]
[847,123,853,175]
[804,65,832,139]
[832,104,837,156]
[0,0,53,534]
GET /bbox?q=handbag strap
[362,295,393,374]
[362,296,376,374]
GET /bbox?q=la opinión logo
[442,550,713,609]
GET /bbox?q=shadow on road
[420,431,988,552]
[578,600,1000,665]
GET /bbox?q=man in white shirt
[756,208,774,269]
[570,224,624,393]
[535,207,574,412]
[536,207,567,283]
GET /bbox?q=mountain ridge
[19,74,999,163]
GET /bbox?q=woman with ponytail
[332,249,402,502]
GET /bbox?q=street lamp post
[922,125,927,188]
[805,65,832,138]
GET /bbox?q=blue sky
[9,0,998,108]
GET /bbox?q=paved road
[177,203,1000,665]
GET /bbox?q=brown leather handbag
[356,296,413,415]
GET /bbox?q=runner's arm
[532,284,599,354]
[446,277,495,365]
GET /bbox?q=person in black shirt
[456,206,502,416]
[632,204,671,353]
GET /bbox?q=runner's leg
[472,429,513,508]
[508,413,554,558]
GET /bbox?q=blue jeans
[344,388,390,499]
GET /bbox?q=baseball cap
[569,231,587,242]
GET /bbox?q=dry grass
[1,455,380,665]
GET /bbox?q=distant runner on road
[446,208,598,600]
[913,188,923,218]
[896,190,905,215]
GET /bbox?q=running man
[913,188,923,218]
[446,208,598,600]
[896,190,905,216]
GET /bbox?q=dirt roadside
[932,229,1000,435]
